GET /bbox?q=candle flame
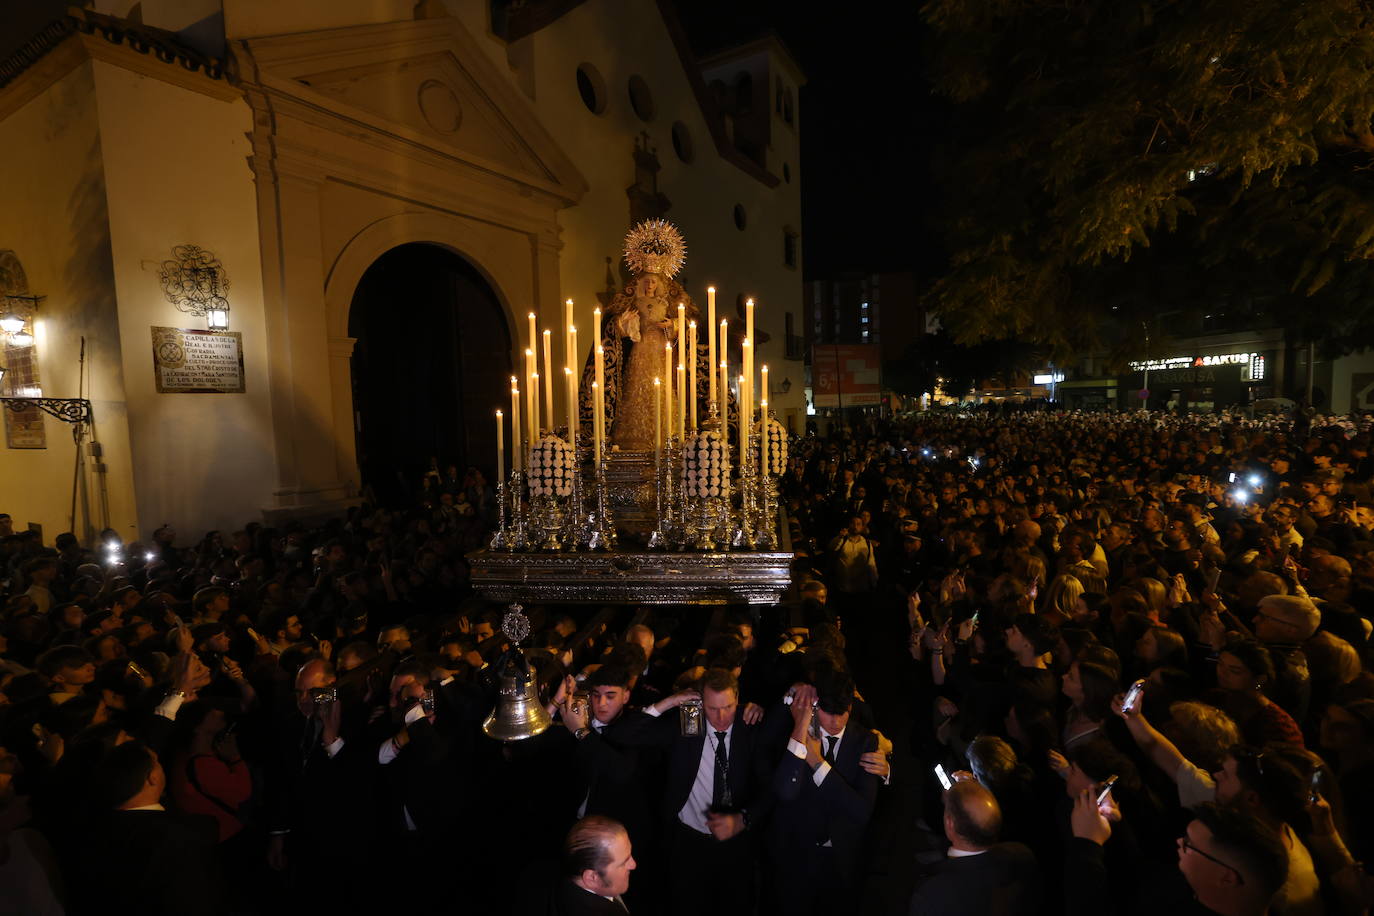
[654,378,661,386]
[543,329,551,337]
[746,298,754,306]
[708,285,716,293]
[689,320,697,328]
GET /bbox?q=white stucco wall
[0,61,140,543]
[91,61,277,539]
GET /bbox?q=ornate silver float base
[466,547,793,605]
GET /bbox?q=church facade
[0,0,804,542]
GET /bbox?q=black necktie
[712,731,729,806]
[824,735,837,765]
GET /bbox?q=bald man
[907,778,1041,916]
[262,657,373,907]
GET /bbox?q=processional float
[468,219,792,607]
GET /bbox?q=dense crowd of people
[0,408,1371,915]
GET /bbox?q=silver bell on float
[481,650,552,740]
[481,603,552,740]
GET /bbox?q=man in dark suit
[555,815,638,914]
[69,739,226,915]
[908,777,1041,916]
[627,667,776,916]
[263,657,376,908]
[560,664,658,909]
[769,672,880,914]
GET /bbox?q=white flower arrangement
[681,428,726,499]
[765,415,788,476]
[749,415,789,476]
[528,434,575,498]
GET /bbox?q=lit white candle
[524,349,537,441]
[592,380,602,464]
[707,286,717,407]
[496,409,504,490]
[688,320,698,431]
[745,299,755,431]
[719,360,728,426]
[510,379,522,474]
[760,398,769,479]
[569,324,579,428]
[664,342,674,445]
[738,373,747,462]
[742,337,753,446]
[565,367,577,457]
[677,360,686,442]
[565,298,574,367]
[595,344,606,457]
[531,372,540,438]
[654,377,662,462]
[761,363,770,471]
[542,329,554,431]
[719,318,729,415]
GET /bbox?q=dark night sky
[669,0,937,280]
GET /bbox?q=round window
[733,204,747,231]
[628,75,655,122]
[576,63,606,115]
[671,121,693,163]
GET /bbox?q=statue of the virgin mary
[583,220,720,451]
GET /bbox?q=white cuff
[404,704,426,725]
[378,739,400,765]
[323,737,344,758]
[787,738,807,760]
[644,703,664,718]
[439,675,454,686]
[813,760,831,787]
[153,693,185,720]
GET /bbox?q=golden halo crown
[623,218,686,279]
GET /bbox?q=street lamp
[206,306,230,330]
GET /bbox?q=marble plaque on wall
[151,327,245,394]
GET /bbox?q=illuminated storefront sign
[1129,352,1265,381]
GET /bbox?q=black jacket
[907,842,1042,916]
[768,727,879,881]
[68,809,225,916]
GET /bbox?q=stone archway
[347,243,512,502]
[320,209,553,498]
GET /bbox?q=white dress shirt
[679,724,731,834]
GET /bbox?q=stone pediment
[239,17,586,202]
